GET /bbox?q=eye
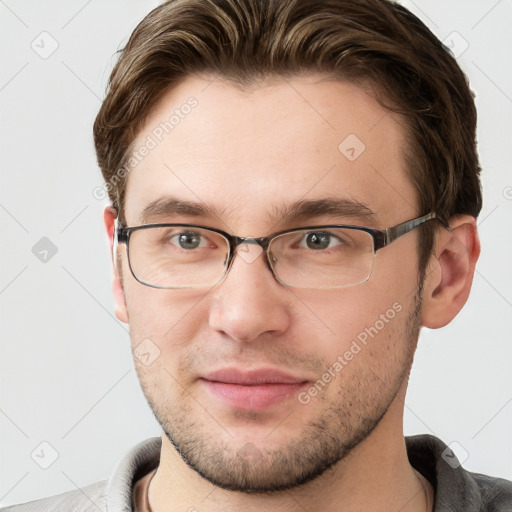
[168,230,210,250]
[299,231,344,251]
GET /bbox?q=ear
[104,206,129,324]
[421,215,480,329]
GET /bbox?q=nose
[208,242,292,343]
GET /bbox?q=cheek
[125,285,210,358]
[295,280,405,337]
[307,295,414,400]
[293,274,416,376]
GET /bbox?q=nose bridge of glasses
[227,236,273,268]
[233,236,265,245]
[232,235,271,251]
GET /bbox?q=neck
[148,384,433,512]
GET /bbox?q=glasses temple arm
[384,212,437,246]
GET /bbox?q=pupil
[307,232,330,250]
[179,232,200,249]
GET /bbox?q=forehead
[124,74,418,231]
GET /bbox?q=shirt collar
[106,437,161,512]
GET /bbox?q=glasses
[113,212,436,290]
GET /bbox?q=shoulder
[467,471,512,511]
[0,437,161,512]
[406,434,512,511]
[0,480,108,512]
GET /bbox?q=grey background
[1,0,511,506]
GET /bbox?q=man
[3,0,511,511]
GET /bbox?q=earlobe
[421,215,480,329]
[112,276,129,324]
[104,206,129,324]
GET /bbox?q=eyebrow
[138,196,375,226]
[271,197,375,225]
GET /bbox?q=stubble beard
[135,290,423,494]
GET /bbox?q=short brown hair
[93,0,482,275]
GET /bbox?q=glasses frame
[113,212,437,289]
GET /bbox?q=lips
[203,368,307,385]
[200,368,309,411]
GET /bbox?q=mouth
[200,367,309,411]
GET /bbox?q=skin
[103,74,480,511]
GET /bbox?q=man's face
[114,75,425,492]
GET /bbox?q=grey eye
[302,231,341,250]
[171,231,205,250]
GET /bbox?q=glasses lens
[127,226,229,288]
[269,227,375,289]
